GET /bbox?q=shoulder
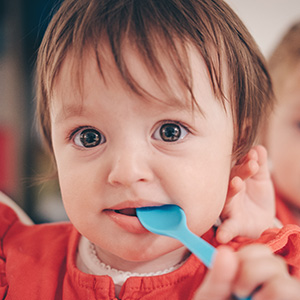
[0,191,33,225]
[0,191,34,241]
[0,194,79,297]
[0,192,73,253]
[0,200,21,240]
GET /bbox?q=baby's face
[266,64,300,208]
[50,44,234,269]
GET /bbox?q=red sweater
[1,203,300,299]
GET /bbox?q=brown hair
[268,21,300,95]
[36,0,273,162]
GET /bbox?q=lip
[104,200,163,234]
[107,200,162,211]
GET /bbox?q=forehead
[50,41,228,122]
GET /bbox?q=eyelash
[152,120,190,141]
[67,121,191,147]
[159,120,189,130]
[67,126,88,141]
[67,126,102,143]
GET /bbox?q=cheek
[57,171,100,233]
[164,153,231,235]
[55,160,91,214]
[185,175,228,235]
[57,174,77,216]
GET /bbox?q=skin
[50,44,234,273]
[265,63,300,223]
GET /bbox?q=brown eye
[153,122,188,142]
[160,123,181,141]
[74,128,105,148]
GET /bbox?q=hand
[216,145,276,243]
[192,244,300,300]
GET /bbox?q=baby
[1,1,300,299]
[262,21,300,226]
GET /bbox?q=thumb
[193,246,238,300]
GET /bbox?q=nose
[107,145,154,187]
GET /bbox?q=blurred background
[0,0,300,223]
[0,0,66,222]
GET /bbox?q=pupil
[80,129,100,147]
[160,124,181,141]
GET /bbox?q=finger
[252,145,267,167]
[234,245,288,298]
[254,275,300,300]
[249,145,270,181]
[237,244,273,260]
[226,176,244,199]
[238,159,259,181]
[231,157,259,182]
[216,219,240,244]
[237,147,258,165]
[193,246,238,300]
[235,255,287,297]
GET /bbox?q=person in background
[1,1,300,299]
[262,21,300,226]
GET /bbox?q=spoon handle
[176,227,216,268]
[175,228,251,300]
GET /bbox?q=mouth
[105,206,148,233]
[107,200,162,218]
[113,208,137,217]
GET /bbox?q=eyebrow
[54,103,86,124]
[53,92,204,125]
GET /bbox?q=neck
[94,245,190,274]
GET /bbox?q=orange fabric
[1,203,300,299]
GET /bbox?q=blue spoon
[136,204,251,300]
